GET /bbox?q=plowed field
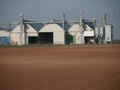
[0,45,120,90]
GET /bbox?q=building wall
[76,32,84,44]
[84,31,94,37]
[0,30,9,36]
[0,30,10,45]
[54,32,64,44]
[69,24,81,36]
[10,25,25,45]
[10,33,22,45]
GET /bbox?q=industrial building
[10,23,44,45]
[0,13,113,45]
[68,21,94,44]
[94,14,113,44]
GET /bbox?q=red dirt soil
[0,45,120,90]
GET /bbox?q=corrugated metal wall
[0,37,10,45]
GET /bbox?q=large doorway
[28,37,38,44]
[39,32,53,44]
[66,35,75,44]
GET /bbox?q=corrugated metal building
[10,23,44,45]
[68,21,94,44]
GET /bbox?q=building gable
[11,25,21,32]
[39,23,64,32]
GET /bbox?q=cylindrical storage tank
[95,27,99,37]
[105,25,112,43]
[99,26,104,37]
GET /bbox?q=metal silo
[105,25,112,43]
[100,26,104,37]
[95,27,99,37]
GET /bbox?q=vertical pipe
[103,13,107,26]
[79,11,84,44]
[19,13,24,45]
[62,13,65,44]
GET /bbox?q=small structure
[0,28,10,45]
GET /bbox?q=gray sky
[0,0,120,39]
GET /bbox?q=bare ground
[0,45,120,90]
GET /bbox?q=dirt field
[0,45,120,90]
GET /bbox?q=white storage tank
[99,26,104,37]
[105,25,112,43]
[95,27,99,37]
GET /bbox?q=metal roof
[24,19,94,31]
[50,20,71,30]
[73,20,95,30]
[83,20,95,30]
[29,23,44,31]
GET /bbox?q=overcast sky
[0,0,120,39]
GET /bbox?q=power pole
[62,13,65,30]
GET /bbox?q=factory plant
[0,12,113,45]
